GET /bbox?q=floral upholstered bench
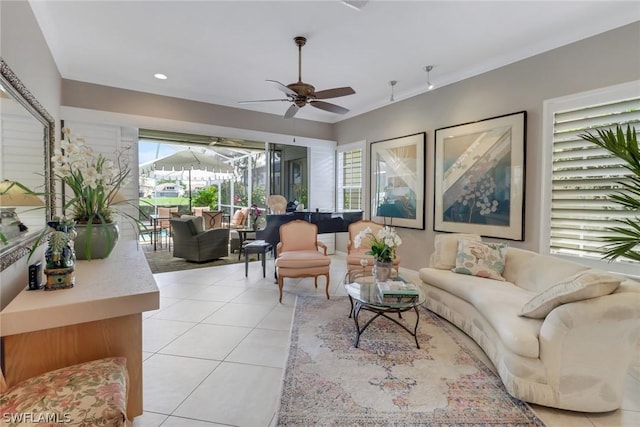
[0,357,129,426]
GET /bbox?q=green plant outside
[579,124,640,262]
[192,185,219,209]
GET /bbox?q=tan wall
[62,80,334,142]
[0,1,62,309]
[334,22,640,271]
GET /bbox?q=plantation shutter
[337,147,363,211]
[550,97,640,264]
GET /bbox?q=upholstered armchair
[275,220,331,303]
[347,220,400,273]
[170,216,229,262]
[267,195,287,214]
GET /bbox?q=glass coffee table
[344,270,426,349]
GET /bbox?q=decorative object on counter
[353,225,402,283]
[0,180,44,244]
[51,127,139,260]
[43,217,76,290]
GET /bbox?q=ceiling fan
[239,36,356,119]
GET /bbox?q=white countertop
[0,240,159,336]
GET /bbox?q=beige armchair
[347,220,400,273]
[170,216,229,262]
[275,220,331,303]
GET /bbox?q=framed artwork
[370,132,425,230]
[434,111,526,240]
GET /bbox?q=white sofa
[419,234,640,412]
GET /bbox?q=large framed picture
[370,132,425,230]
[434,111,526,240]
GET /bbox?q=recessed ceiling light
[154,73,167,80]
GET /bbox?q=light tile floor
[134,254,640,427]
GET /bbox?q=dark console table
[256,211,363,249]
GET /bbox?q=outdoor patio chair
[170,216,229,262]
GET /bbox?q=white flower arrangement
[354,225,402,263]
[51,128,130,223]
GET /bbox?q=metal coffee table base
[349,297,421,349]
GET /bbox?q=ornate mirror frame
[0,58,55,271]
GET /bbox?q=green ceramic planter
[73,222,119,260]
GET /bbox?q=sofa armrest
[539,291,640,410]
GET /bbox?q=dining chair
[275,219,331,303]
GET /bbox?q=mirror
[0,58,55,271]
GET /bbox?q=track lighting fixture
[424,65,434,90]
[389,80,397,102]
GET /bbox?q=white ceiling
[29,1,640,123]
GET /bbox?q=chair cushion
[181,215,204,233]
[0,357,128,426]
[276,251,331,268]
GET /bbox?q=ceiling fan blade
[310,100,349,115]
[266,80,297,97]
[284,104,300,119]
[313,86,356,100]
[238,99,289,104]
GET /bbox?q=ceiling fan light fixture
[424,65,435,91]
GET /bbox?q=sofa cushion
[430,233,482,270]
[419,268,541,358]
[519,270,622,319]
[453,239,508,281]
[514,253,589,293]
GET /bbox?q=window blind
[551,97,640,264]
[337,148,363,211]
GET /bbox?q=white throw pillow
[452,239,508,281]
[519,271,622,319]
[431,233,482,270]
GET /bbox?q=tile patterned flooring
[133,254,640,427]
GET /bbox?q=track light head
[389,80,397,102]
[424,65,435,91]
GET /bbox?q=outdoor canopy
[139,147,234,211]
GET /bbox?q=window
[542,81,640,274]
[337,142,364,212]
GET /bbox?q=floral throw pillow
[453,239,508,281]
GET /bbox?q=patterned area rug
[277,296,545,426]
[142,244,258,274]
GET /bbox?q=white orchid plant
[354,225,402,263]
[52,128,128,224]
